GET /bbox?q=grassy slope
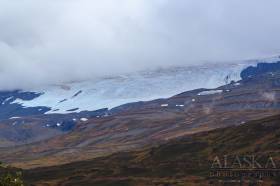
[23,114,280,186]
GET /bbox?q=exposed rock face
[241,61,280,80]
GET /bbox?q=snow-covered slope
[11,62,257,114]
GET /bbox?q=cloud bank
[0,0,280,90]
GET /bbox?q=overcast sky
[0,0,280,90]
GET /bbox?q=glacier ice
[12,61,262,114]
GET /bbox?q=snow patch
[9,117,21,119]
[2,97,13,105]
[198,90,223,96]
[176,104,184,107]
[80,118,88,122]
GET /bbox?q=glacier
[12,56,280,114]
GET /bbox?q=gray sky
[0,0,280,90]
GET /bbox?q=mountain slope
[23,114,280,186]
[0,61,279,168]
[0,61,258,147]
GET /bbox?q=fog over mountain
[0,0,280,90]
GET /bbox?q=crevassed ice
[12,62,255,114]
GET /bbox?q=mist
[0,0,280,90]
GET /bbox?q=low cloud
[1,0,280,90]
